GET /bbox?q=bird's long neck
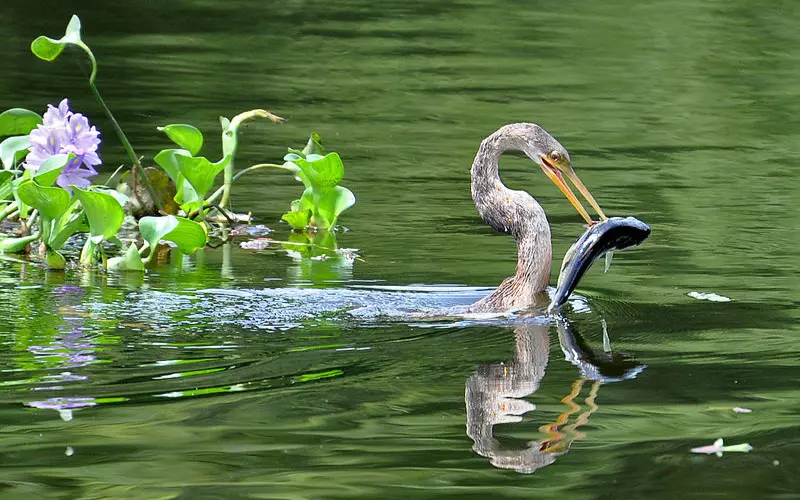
[470,131,552,307]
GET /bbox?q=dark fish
[548,217,650,313]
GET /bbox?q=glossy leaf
[0,171,15,201]
[49,212,87,251]
[316,186,356,228]
[72,186,124,243]
[140,215,207,255]
[158,124,203,156]
[45,249,67,269]
[282,209,312,230]
[106,242,145,272]
[31,15,84,61]
[139,215,179,254]
[177,154,230,200]
[165,216,208,254]
[153,148,190,186]
[0,234,40,253]
[0,108,42,137]
[16,180,70,220]
[290,153,344,192]
[34,153,73,187]
[0,136,30,170]
[302,133,325,156]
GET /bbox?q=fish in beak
[548,217,651,313]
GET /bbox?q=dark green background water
[1,1,799,498]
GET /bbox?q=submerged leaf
[0,108,42,137]
[158,124,204,156]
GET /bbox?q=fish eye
[549,151,561,163]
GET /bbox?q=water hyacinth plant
[0,14,357,271]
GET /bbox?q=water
[1,0,799,497]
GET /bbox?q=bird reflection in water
[465,318,645,474]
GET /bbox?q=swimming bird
[468,123,607,313]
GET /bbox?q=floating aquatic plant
[280,133,356,231]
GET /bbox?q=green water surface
[0,0,798,498]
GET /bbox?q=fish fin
[713,438,724,447]
[604,251,614,273]
[715,451,723,457]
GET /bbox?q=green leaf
[153,148,190,186]
[16,180,70,220]
[0,109,42,137]
[31,15,84,61]
[0,171,15,201]
[106,242,145,271]
[291,152,344,193]
[45,249,66,269]
[139,215,207,255]
[72,186,124,242]
[139,215,179,254]
[0,234,40,253]
[282,209,312,230]
[0,136,30,170]
[302,132,325,156]
[34,153,74,187]
[158,124,203,156]
[165,216,207,254]
[49,212,87,251]
[177,154,230,200]
[316,186,356,228]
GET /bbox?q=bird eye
[549,151,561,163]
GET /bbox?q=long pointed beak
[539,160,594,225]
[540,157,608,223]
[563,167,607,221]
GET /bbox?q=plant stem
[0,201,19,221]
[88,83,162,213]
[207,163,288,205]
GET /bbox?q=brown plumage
[468,123,595,313]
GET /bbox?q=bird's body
[467,123,606,313]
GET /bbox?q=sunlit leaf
[0,171,15,201]
[316,186,355,228]
[0,234,40,254]
[282,209,312,230]
[290,152,344,193]
[45,249,67,269]
[49,212,87,251]
[0,136,30,170]
[31,15,84,62]
[72,186,124,242]
[165,216,208,254]
[140,215,207,255]
[153,148,190,186]
[158,124,203,156]
[176,154,230,200]
[16,180,70,220]
[106,242,145,272]
[139,215,179,254]
[34,153,73,187]
[0,108,42,137]
[302,132,325,156]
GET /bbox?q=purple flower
[25,98,101,191]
